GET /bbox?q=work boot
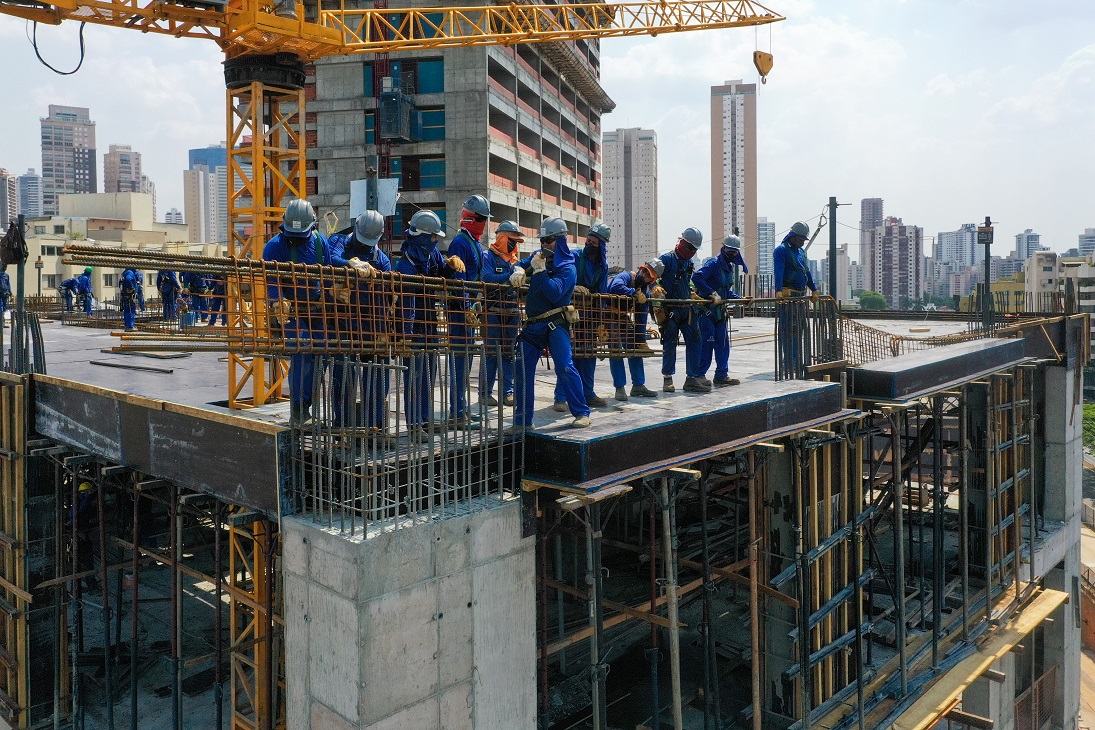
[503,393,515,407]
[504,422,535,437]
[663,376,675,393]
[630,384,658,398]
[683,377,712,393]
[553,401,568,412]
[713,376,741,387]
[481,394,499,407]
[697,376,713,388]
[614,387,629,402]
[570,416,591,429]
[586,394,608,407]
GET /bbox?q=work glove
[508,268,527,288]
[573,285,591,296]
[530,252,547,275]
[775,290,787,301]
[634,290,648,305]
[332,283,351,305]
[651,285,666,299]
[811,289,820,302]
[467,310,481,328]
[691,292,706,301]
[446,256,466,274]
[349,258,374,278]
[597,324,608,344]
[709,293,722,305]
[271,299,293,326]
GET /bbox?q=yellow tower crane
[1,0,782,409]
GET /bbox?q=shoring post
[130,488,140,730]
[647,493,661,730]
[959,388,970,640]
[748,449,762,730]
[659,476,683,730]
[827,197,838,303]
[585,502,607,730]
[890,412,908,697]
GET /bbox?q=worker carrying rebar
[119,267,146,331]
[774,222,818,376]
[396,210,465,432]
[75,266,94,315]
[0,264,10,318]
[58,275,78,312]
[659,227,708,393]
[511,217,591,432]
[479,220,523,408]
[607,258,663,401]
[329,210,392,431]
[693,236,746,387]
[555,222,611,411]
[444,195,490,427]
[262,198,333,426]
[156,270,180,321]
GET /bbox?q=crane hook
[753,51,773,84]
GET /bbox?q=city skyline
[0,3,1093,253]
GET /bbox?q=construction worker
[329,210,392,430]
[511,217,590,432]
[0,264,9,318]
[75,266,94,315]
[181,271,209,322]
[119,267,146,331]
[607,259,662,401]
[206,273,227,326]
[693,237,747,387]
[659,227,707,393]
[396,210,465,432]
[156,270,181,320]
[479,220,523,407]
[445,195,490,425]
[262,198,333,426]
[554,222,611,410]
[58,275,78,311]
[774,221,818,376]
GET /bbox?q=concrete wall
[283,499,536,729]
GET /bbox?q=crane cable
[30,20,87,75]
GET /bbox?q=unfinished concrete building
[0,259,1085,730]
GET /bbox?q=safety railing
[1013,665,1056,730]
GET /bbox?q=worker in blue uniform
[181,271,209,322]
[0,265,10,318]
[59,276,78,312]
[206,273,227,326]
[511,217,590,432]
[396,210,466,432]
[328,210,392,430]
[693,236,747,387]
[444,195,490,425]
[157,270,181,320]
[75,267,94,315]
[554,222,611,410]
[774,221,818,377]
[479,221,523,407]
[607,259,663,401]
[262,198,333,426]
[658,227,707,393]
[119,268,146,331]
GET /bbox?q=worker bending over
[58,275,78,312]
[479,220,524,407]
[693,236,746,387]
[659,227,707,393]
[607,259,662,401]
[555,222,611,410]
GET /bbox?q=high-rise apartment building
[872,217,923,306]
[858,198,884,291]
[183,144,229,244]
[17,169,43,218]
[601,128,657,270]
[308,45,609,253]
[1078,228,1095,257]
[104,144,143,193]
[141,175,157,221]
[164,208,184,225]
[40,105,97,215]
[756,216,775,279]
[0,170,16,230]
[936,223,978,267]
[710,80,757,268]
[1014,228,1042,261]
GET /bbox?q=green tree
[859,290,887,311]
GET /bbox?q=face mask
[675,241,697,260]
[585,242,601,258]
[462,213,487,241]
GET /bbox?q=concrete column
[962,654,1016,730]
[1044,555,1081,730]
[283,498,536,729]
[1041,365,1082,524]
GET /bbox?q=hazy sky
[2,0,1093,261]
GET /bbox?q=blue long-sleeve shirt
[181,271,208,293]
[0,273,9,295]
[658,251,695,301]
[481,249,519,311]
[574,249,608,293]
[396,245,446,339]
[524,263,576,319]
[446,229,485,283]
[120,269,145,308]
[328,233,392,272]
[692,257,743,300]
[156,271,179,295]
[262,231,332,301]
[60,277,78,292]
[774,239,816,293]
[608,270,650,329]
[75,273,93,296]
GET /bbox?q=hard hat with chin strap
[282,199,317,236]
[680,227,703,248]
[538,217,569,240]
[587,223,611,243]
[790,221,810,238]
[354,210,385,245]
[408,210,446,238]
[462,195,492,219]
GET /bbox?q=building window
[45,275,58,289]
[417,59,444,93]
[34,226,45,235]
[103,274,115,287]
[365,112,375,145]
[420,158,446,189]
[53,225,65,234]
[419,108,445,141]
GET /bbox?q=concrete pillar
[962,654,1016,730]
[1041,365,1082,524]
[282,498,536,729]
[1045,555,1081,730]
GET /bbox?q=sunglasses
[473,214,488,223]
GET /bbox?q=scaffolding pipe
[130,490,140,730]
[170,483,181,730]
[52,460,63,730]
[586,503,607,730]
[959,390,970,640]
[660,477,683,730]
[748,450,762,730]
[932,397,944,669]
[890,413,908,697]
[70,467,84,730]
[215,505,224,730]
[96,481,116,730]
[648,493,661,730]
[698,476,715,729]
[554,533,566,675]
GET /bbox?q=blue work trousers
[447,310,474,418]
[284,316,327,417]
[778,296,810,377]
[403,353,438,429]
[208,294,226,325]
[193,294,208,321]
[515,321,589,427]
[161,292,177,320]
[555,320,597,401]
[122,300,137,329]
[332,356,390,429]
[62,291,74,311]
[610,325,647,388]
[80,295,92,315]
[697,314,730,379]
[661,309,701,377]
[482,311,518,399]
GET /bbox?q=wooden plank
[543,578,675,629]
[944,708,993,729]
